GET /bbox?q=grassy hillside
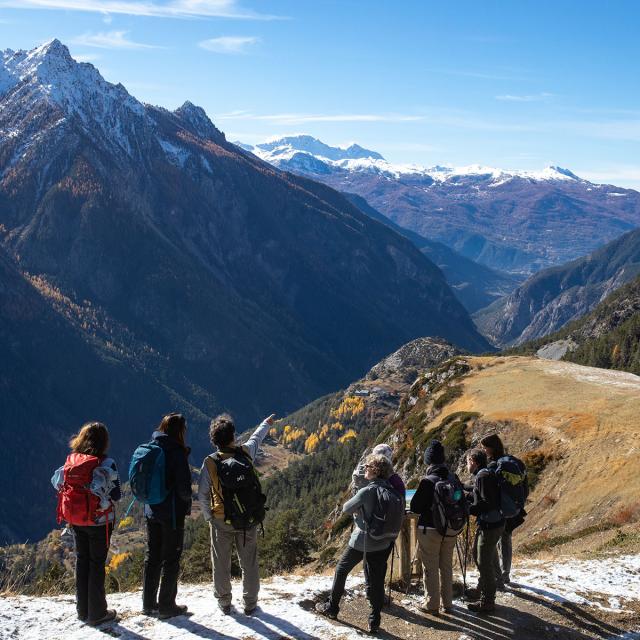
[384,355,640,552]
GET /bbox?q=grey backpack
[366,482,404,541]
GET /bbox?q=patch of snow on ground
[543,360,640,390]
[507,554,640,612]
[0,574,365,640]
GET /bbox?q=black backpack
[494,455,528,519]
[366,482,404,542]
[428,472,468,537]
[214,448,267,531]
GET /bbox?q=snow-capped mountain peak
[240,135,584,186]
[251,135,384,162]
[0,39,144,121]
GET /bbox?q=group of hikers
[52,412,528,636]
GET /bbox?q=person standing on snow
[197,413,274,616]
[52,422,121,627]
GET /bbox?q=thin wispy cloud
[199,36,259,54]
[0,0,283,20]
[72,53,102,62]
[579,166,640,189]
[72,30,160,49]
[496,92,553,102]
[215,112,425,124]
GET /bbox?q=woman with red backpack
[51,422,121,626]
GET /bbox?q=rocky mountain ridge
[475,227,640,347]
[240,135,640,275]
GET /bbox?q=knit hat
[372,444,393,461]
[424,440,445,466]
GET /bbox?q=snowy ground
[1,555,639,639]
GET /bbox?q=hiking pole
[405,538,421,596]
[387,544,397,606]
[455,538,466,602]
[462,521,470,599]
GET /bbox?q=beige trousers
[417,527,457,610]
[209,519,259,609]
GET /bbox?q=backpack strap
[205,455,225,514]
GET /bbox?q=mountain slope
[343,193,520,312]
[241,136,640,275]
[509,275,640,371]
[0,246,218,543]
[385,355,640,548]
[474,227,640,346]
[0,41,488,541]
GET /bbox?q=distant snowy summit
[238,134,584,185]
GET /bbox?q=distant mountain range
[475,227,640,347]
[240,136,640,275]
[0,41,488,542]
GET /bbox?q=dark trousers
[330,545,390,623]
[473,524,505,603]
[142,517,185,611]
[73,524,113,622]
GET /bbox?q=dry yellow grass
[442,356,640,548]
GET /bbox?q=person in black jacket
[480,434,528,587]
[410,440,457,614]
[465,448,505,613]
[142,413,192,619]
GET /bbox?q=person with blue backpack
[316,453,404,635]
[132,413,192,619]
[465,448,504,614]
[410,440,467,616]
[480,434,528,589]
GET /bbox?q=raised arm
[243,414,275,461]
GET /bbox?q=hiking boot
[158,604,188,619]
[496,582,506,592]
[443,606,454,614]
[464,586,481,600]
[467,599,495,614]
[244,605,258,616]
[142,607,159,616]
[368,619,381,634]
[88,609,117,626]
[417,605,439,616]
[219,603,232,615]
[315,601,338,619]
[503,574,511,585]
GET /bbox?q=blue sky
[1,0,639,187]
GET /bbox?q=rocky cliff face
[474,228,640,346]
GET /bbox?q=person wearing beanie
[479,434,528,589]
[352,444,406,500]
[409,440,459,614]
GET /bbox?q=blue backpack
[128,441,168,505]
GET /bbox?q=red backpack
[57,453,110,526]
